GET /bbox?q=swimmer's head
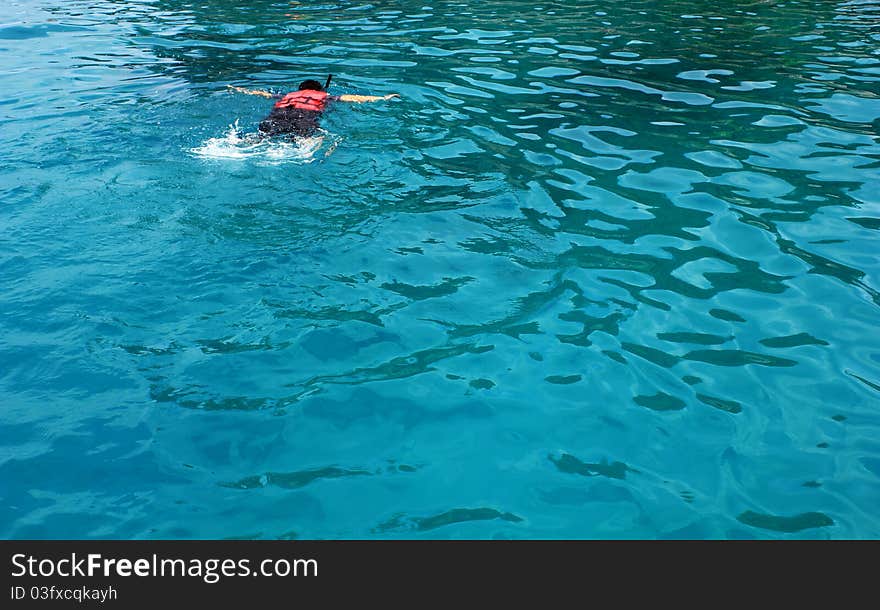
[298,79,324,91]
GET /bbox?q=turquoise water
[1,0,879,539]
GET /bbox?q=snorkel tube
[324,74,333,91]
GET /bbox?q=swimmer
[227,76,399,139]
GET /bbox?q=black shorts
[259,108,322,138]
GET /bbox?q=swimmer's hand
[338,93,401,103]
[227,85,275,99]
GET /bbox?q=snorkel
[324,74,333,91]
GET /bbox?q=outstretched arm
[227,85,276,99]
[337,93,400,103]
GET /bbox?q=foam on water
[189,120,337,164]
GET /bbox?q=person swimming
[228,78,399,138]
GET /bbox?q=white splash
[189,120,338,164]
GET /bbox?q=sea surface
[1,0,879,539]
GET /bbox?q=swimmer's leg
[297,134,324,157]
[245,130,269,144]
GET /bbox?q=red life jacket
[273,90,329,112]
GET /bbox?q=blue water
[1,0,879,539]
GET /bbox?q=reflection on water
[1,0,879,539]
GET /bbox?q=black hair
[298,79,323,91]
